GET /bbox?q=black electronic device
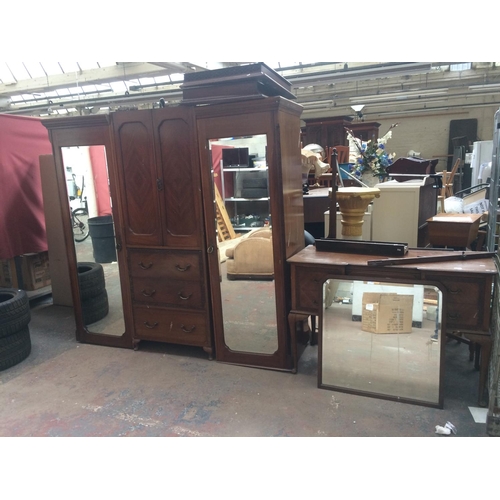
[315,238,408,257]
[222,147,249,167]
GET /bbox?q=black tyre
[0,326,31,371]
[73,208,90,242]
[0,289,31,339]
[77,262,106,300]
[82,290,109,325]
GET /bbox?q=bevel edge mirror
[319,277,445,408]
[42,115,133,348]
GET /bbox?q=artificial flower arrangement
[346,123,399,179]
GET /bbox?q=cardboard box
[463,188,488,215]
[19,252,51,290]
[362,292,413,334]
[0,258,20,288]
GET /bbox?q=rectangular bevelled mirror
[208,134,278,355]
[319,279,443,407]
[62,145,125,337]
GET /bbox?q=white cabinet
[371,178,437,247]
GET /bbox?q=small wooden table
[427,213,482,249]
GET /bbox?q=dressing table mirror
[319,278,444,407]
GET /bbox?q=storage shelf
[223,167,268,172]
[225,197,270,202]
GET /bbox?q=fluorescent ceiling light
[350,89,449,102]
[468,83,500,90]
[290,63,432,86]
[351,104,365,112]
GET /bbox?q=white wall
[374,106,498,171]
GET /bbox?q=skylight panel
[77,62,100,71]
[153,75,171,85]
[95,83,112,92]
[23,62,46,79]
[138,77,156,86]
[5,62,30,81]
[97,62,117,69]
[69,86,84,95]
[81,84,98,93]
[59,62,80,73]
[39,62,64,76]
[450,63,472,71]
[109,81,128,93]
[56,88,71,96]
[169,73,184,82]
[0,62,16,84]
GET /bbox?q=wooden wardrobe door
[112,110,163,247]
[153,107,203,249]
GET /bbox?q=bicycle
[72,197,90,242]
[70,174,90,242]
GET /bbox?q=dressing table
[288,246,497,407]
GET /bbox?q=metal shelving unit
[486,108,500,252]
[221,165,270,232]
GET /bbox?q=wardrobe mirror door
[320,279,443,406]
[209,134,278,355]
[61,146,125,337]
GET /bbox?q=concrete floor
[0,291,491,437]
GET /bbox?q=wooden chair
[441,157,461,198]
[437,157,461,212]
[325,145,349,166]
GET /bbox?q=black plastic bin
[88,215,117,263]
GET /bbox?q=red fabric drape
[0,115,53,259]
[89,146,112,216]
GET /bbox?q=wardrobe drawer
[131,276,205,309]
[128,249,203,281]
[133,305,208,344]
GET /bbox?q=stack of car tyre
[77,262,109,324]
[0,288,32,371]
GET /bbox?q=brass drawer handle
[178,291,192,300]
[447,312,460,320]
[144,321,158,329]
[175,264,191,272]
[180,324,195,333]
[141,289,156,297]
[139,261,153,270]
[448,287,462,294]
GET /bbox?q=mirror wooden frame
[42,115,133,348]
[318,277,447,408]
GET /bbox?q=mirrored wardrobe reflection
[320,279,443,407]
[196,97,305,370]
[208,134,278,355]
[43,115,132,347]
[61,145,124,336]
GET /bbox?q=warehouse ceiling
[1,61,500,121]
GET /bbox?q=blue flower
[378,144,385,149]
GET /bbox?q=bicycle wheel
[72,208,90,242]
